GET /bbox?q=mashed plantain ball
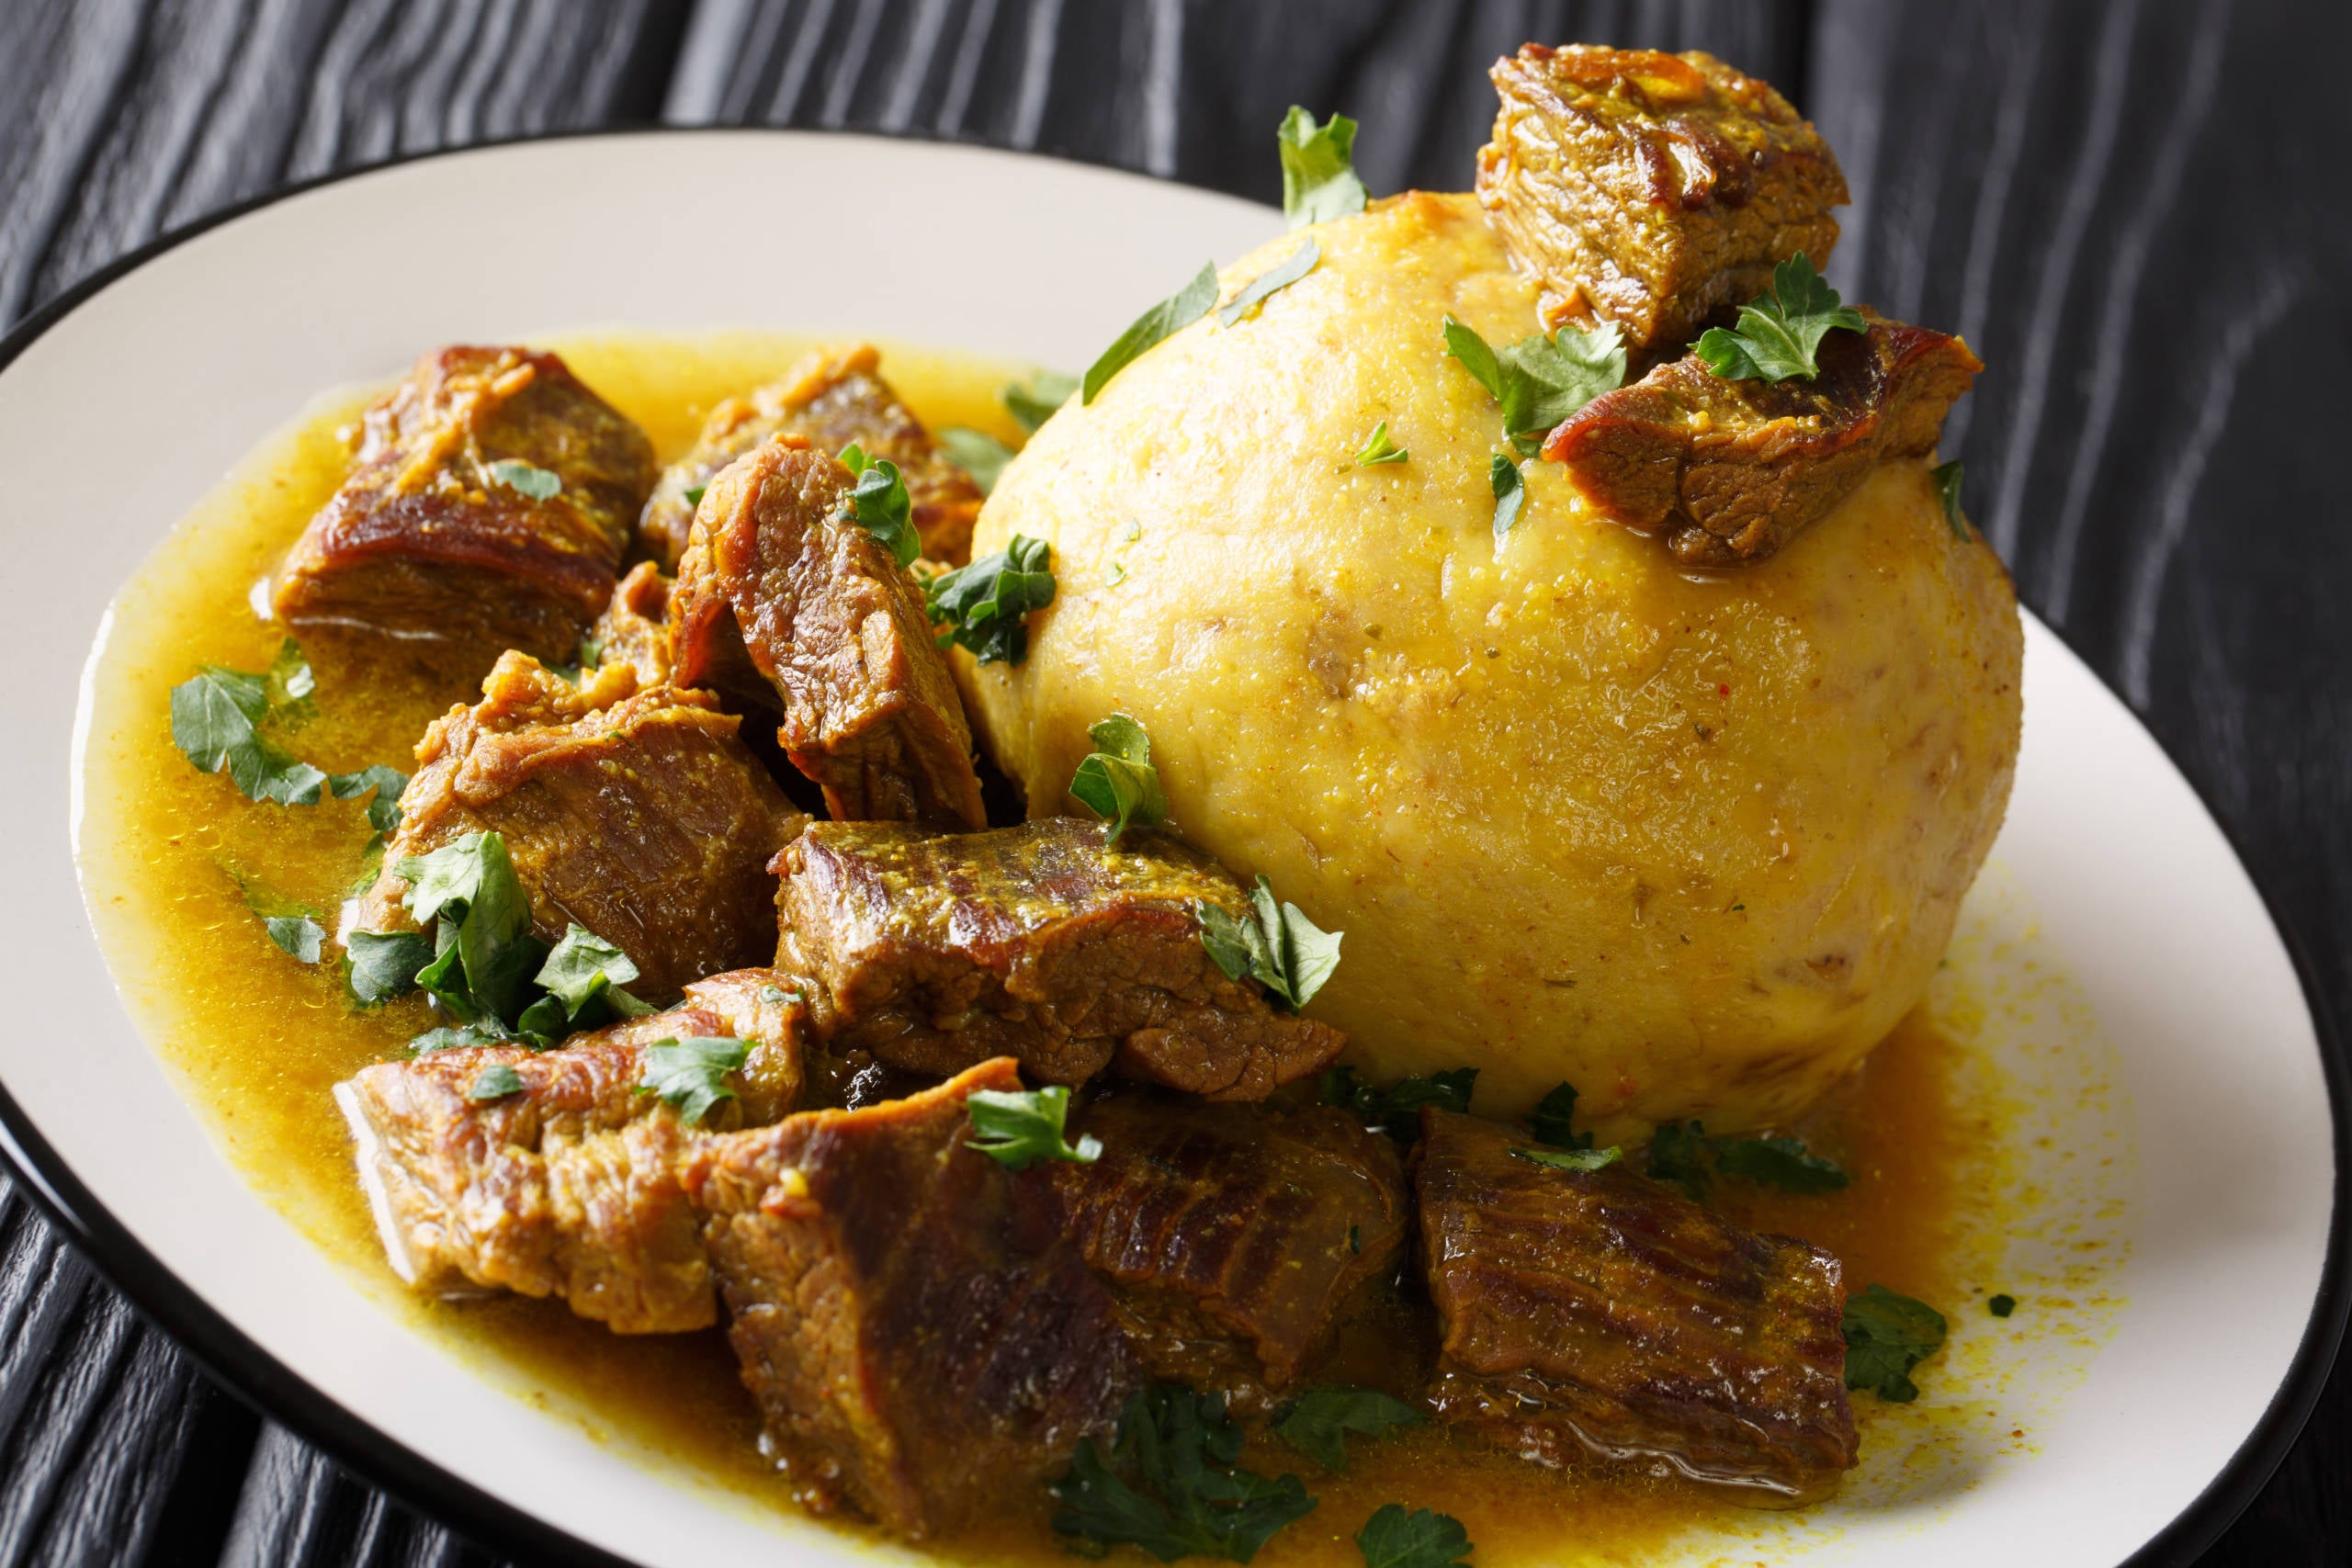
[960,191,2021,1144]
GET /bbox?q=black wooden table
[1,2,2343,1563]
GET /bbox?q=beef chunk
[1056,1094,1408,1395]
[776,819,1345,1100]
[684,1058,1136,1537]
[274,345,657,682]
[591,560,673,687]
[356,652,807,998]
[639,344,984,570]
[1414,1109,1857,1502]
[334,970,808,1334]
[668,437,986,829]
[1544,312,1981,566]
[1476,46,1847,362]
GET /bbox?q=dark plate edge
[0,123,2339,1568]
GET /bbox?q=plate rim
[0,123,2340,1568]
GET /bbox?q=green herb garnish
[1842,1283,1947,1403]
[1931,459,1970,538]
[1069,714,1170,844]
[1527,1081,1589,1149]
[1271,1387,1424,1473]
[467,1064,525,1102]
[1988,1293,2017,1317]
[411,1021,510,1054]
[836,443,920,567]
[169,662,326,806]
[1645,1119,1713,1200]
[1197,876,1342,1013]
[327,763,407,833]
[938,426,1016,494]
[1004,370,1080,433]
[1694,254,1865,383]
[535,924,653,1023]
[1353,422,1407,467]
[1355,1505,1472,1568]
[263,914,324,964]
[1713,1134,1851,1193]
[1084,262,1219,404]
[1052,1386,1317,1562]
[1218,240,1318,327]
[1442,315,1625,441]
[1510,1145,1623,1173]
[966,1084,1102,1170]
[1278,107,1368,229]
[925,534,1055,664]
[1318,1066,1476,1138]
[637,1036,749,1125]
[485,458,562,501]
[1488,456,1525,539]
[346,929,436,1006]
[682,483,707,509]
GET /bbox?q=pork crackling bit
[273,345,657,685]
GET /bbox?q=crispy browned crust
[273,345,656,682]
[638,344,984,570]
[1544,312,1982,566]
[684,1058,1136,1537]
[1415,1109,1858,1502]
[1476,46,1848,362]
[356,652,807,997]
[668,437,986,829]
[775,818,1345,1100]
[591,559,674,687]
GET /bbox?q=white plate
[0,131,2339,1568]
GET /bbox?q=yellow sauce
[75,332,2037,1566]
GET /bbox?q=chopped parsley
[681,483,707,509]
[1442,315,1625,443]
[327,763,407,833]
[1052,1385,1317,1562]
[1842,1283,1947,1402]
[836,444,920,567]
[411,1021,509,1054]
[1197,876,1343,1013]
[346,929,436,1006]
[925,534,1055,664]
[938,426,1016,494]
[485,457,562,501]
[1218,240,1318,327]
[402,832,540,1029]
[169,660,326,806]
[1271,1387,1424,1473]
[1278,107,1368,229]
[534,924,655,1023]
[637,1036,750,1125]
[965,1084,1102,1170]
[1487,456,1525,539]
[1355,1505,1472,1568]
[1527,1082,1589,1149]
[1713,1134,1851,1193]
[1353,421,1408,467]
[1694,254,1865,383]
[1988,1293,2018,1317]
[1645,1119,1713,1199]
[1932,458,1971,538]
[263,913,324,964]
[1069,713,1170,844]
[1510,1145,1623,1173]
[1004,370,1080,433]
[1084,262,1219,404]
[1319,1065,1476,1139]
[467,1064,525,1102]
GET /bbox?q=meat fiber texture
[274,344,657,686]
[669,437,986,829]
[356,651,807,998]
[1415,1109,1857,1501]
[775,818,1343,1099]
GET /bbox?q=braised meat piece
[1544,312,1981,566]
[356,652,808,998]
[1057,1094,1408,1395]
[669,437,985,829]
[1476,46,1847,362]
[684,1058,1136,1537]
[591,560,674,687]
[1414,1109,1857,1502]
[639,344,984,570]
[334,970,808,1334]
[274,345,657,682]
[776,819,1345,1100]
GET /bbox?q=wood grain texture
[0,2,2342,1565]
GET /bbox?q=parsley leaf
[327,763,408,834]
[1053,1386,1317,1562]
[965,1084,1102,1169]
[637,1036,749,1125]
[1353,422,1407,467]
[1355,1505,1472,1568]
[467,1064,525,1102]
[926,534,1055,663]
[346,929,435,1005]
[1713,1134,1851,1193]
[1218,240,1318,328]
[938,426,1016,494]
[1842,1283,1947,1402]
[1069,714,1171,844]
[682,483,707,509]
[1645,1120,1713,1200]
[1197,876,1343,1013]
[485,457,562,501]
[836,444,920,568]
[1442,315,1625,440]
[263,914,324,964]
[1511,1145,1623,1173]
[1487,456,1526,540]
[1318,1066,1475,1139]
[1694,253,1866,383]
[1989,1293,2018,1317]
[1932,458,1971,538]
[1271,1387,1424,1473]
[535,923,649,1022]
[169,664,328,806]
[1004,370,1080,433]
[1278,107,1368,229]
[1527,1082,1588,1149]
[1084,262,1219,404]
[411,1021,510,1054]
[394,832,544,1027]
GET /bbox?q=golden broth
[76,331,2006,1566]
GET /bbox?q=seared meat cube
[1414,1109,1857,1502]
[274,345,657,682]
[590,560,674,687]
[1057,1094,1408,1395]
[1476,46,1848,361]
[669,437,985,829]
[639,343,984,570]
[334,970,808,1334]
[1544,312,1981,566]
[684,1057,1136,1537]
[356,651,808,998]
[776,818,1345,1100]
